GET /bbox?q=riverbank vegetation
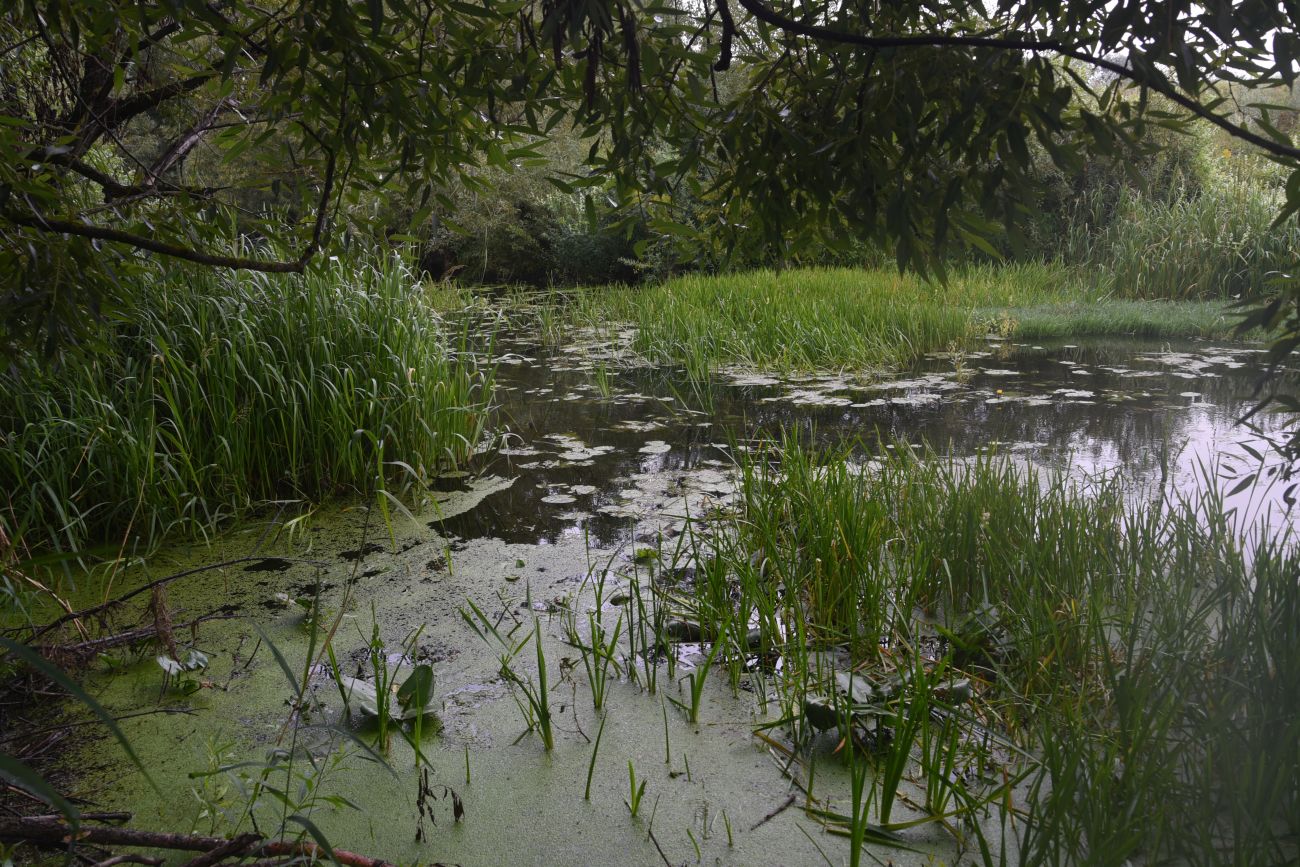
[569,264,1240,374]
[0,259,491,561]
[670,440,1299,864]
[3,2,1300,865]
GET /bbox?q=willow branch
[4,146,336,272]
[731,0,1300,162]
[4,212,312,271]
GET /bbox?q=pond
[43,319,1299,866]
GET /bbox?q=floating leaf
[397,664,436,720]
[339,676,380,717]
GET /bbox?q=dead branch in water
[17,556,328,644]
[0,815,445,867]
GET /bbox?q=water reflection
[438,330,1298,548]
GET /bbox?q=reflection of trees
[473,338,1274,548]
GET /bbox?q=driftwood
[23,556,328,643]
[33,613,239,664]
[0,815,442,867]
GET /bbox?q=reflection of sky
[441,332,1298,550]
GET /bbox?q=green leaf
[396,663,435,718]
[287,814,339,866]
[254,625,304,701]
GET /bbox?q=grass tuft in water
[1,257,493,560]
[568,264,1235,376]
[678,436,1299,863]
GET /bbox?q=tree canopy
[2,0,1299,347]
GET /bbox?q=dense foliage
[3,1,1299,337]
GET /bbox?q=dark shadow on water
[445,328,1298,547]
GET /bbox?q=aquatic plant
[461,600,555,751]
[626,761,647,819]
[584,712,607,801]
[677,436,1299,863]
[622,573,664,695]
[568,611,623,711]
[0,256,493,559]
[671,639,721,725]
[567,264,1236,376]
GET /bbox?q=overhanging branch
[5,148,338,272]
[4,212,312,271]
[727,0,1300,163]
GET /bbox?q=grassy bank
[672,441,1298,863]
[573,264,1238,374]
[0,259,493,561]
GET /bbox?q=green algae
[16,330,1298,866]
[43,460,1004,866]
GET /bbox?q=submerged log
[0,817,429,867]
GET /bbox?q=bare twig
[21,557,326,642]
[749,793,797,830]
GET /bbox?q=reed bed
[575,264,1234,375]
[0,259,493,559]
[674,440,1298,863]
[1067,172,1300,301]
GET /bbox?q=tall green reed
[1067,165,1300,301]
[685,436,1298,862]
[0,257,493,560]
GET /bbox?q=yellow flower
[1222,147,1233,159]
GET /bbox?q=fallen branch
[0,818,429,867]
[0,817,235,852]
[35,613,240,664]
[256,840,402,867]
[0,709,195,746]
[176,833,261,867]
[21,557,327,643]
[7,813,130,825]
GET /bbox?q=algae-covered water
[34,323,1298,866]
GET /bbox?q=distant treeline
[376,92,1299,298]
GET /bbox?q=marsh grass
[676,438,1299,863]
[461,601,555,751]
[1003,298,1237,340]
[569,611,623,711]
[1068,172,1300,301]
[570,264,1235,376]
[626,760,647,818]
[0,258,493,561]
